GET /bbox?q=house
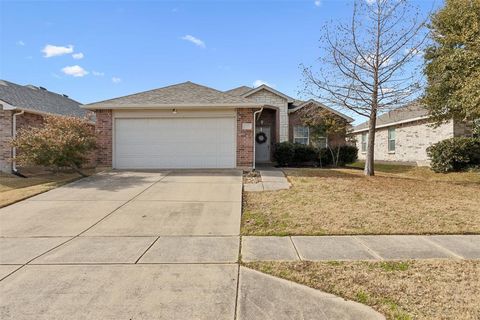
[84,81,353,169]
[352,104,474,166]
[0,80,90,173]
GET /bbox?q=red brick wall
[236,108,254,168]
[16,112,44,131]
[95,110,112,167]
[0,109,13,172]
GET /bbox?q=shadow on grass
[346,161,416,174]
[281,167,364,179]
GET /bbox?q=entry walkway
[244,167,290,192]
[241,235,480,262]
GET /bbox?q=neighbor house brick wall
[236,108,254,168]
[95,110,112,167]
[245,89,289,142]
[355,119,454,165]
[0,108,13,173]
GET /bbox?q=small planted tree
[11,116,96,176]
[298,106,349,167]
[303,0,428,175]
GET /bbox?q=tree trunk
[364,111,377,176]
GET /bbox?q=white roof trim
[242,85,294,102]
[83,103,264,110]
[289,99,354,122]
[352,115,430,133]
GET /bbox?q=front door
[255,126,271,163]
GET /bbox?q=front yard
[242,166,480,235]
[245,260,480,320]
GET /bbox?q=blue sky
[0,0,439,123]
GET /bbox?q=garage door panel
[114,117,236,169]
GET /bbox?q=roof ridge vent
[62,94,69,98]
[39,86,47,91]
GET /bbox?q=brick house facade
[86,82,353,170]
[353,104,475,165]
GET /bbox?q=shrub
[273,142,296,166]
[273,142,358,167]
[427,137,480,173]
[337,145,358,165]
[11,116,96,176]
[293,144,318,165]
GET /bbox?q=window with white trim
[293,126,309,145]
[361,132,367,152]
[388,127,396,152]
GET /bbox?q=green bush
[427,137,480,173]
[337,145,358,165]
[273,142,318,166]
[273,142,357,167]
[273,142,296,166]
[293,144,318,165]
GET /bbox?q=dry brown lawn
[0,168,94,207]
[242,168,480,235]
[245,260,480,320]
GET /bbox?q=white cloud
[72,52,84,59]
[92,71,105,76]
[61,65,88,77]
[253,80,275,88]
[42,44,74,58]
[112,77,121,83]
[16,40,25,46]
[181,35,206,48]
[314,0,321,6]
[365,0,376,4]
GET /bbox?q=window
[388,127,396,152]
[317,137,328,149]
[361,132,368,152]
[293,126,309,145]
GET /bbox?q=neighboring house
[85,81,353,169]
[352,104,474,166]
[0,80,91,173]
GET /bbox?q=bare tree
[302,0,428,176]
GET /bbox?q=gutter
[82,103,265,111]
[252,107,264,171]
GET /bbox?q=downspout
[252,107,264,171]
[12,110,26,177]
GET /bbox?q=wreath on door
[255,132,268,144]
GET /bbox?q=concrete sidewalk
[241,235,480,262]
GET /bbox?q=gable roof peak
[242,84,294,102]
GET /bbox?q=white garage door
[114,117,236,169]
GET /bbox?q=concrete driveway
[0,170,382,320]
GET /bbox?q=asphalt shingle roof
[87,81,256,107]
[0,80,87,118]
[353,103,429,131]
[224,86,253,96]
